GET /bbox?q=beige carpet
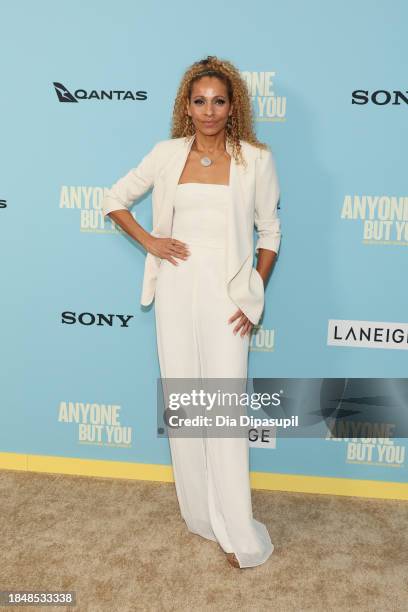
[1,469,407,611]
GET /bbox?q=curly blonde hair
[170,55,269,167]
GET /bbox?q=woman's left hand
[228,309,254,337]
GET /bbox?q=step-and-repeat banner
[1,0,407,498]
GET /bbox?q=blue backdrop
[1,0,407,496]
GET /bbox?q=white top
[171,183,230,248]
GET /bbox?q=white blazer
[102,133,281,325]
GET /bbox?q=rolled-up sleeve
[254,147,281,256]
[102,142,159,217]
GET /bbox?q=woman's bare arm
[256,248,277,286]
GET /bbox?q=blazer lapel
[225,138,251,285]
[154,135,195,238]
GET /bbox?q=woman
[102,55,281,569]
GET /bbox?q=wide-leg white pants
[153,188,273,568]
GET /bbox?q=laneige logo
[327,319,408,350]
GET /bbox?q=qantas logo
[53,82,148,102]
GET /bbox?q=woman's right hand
[145,236,190,266]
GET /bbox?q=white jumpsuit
[154,182,274,568]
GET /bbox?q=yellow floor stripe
[1,452,407,500]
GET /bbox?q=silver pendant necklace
[199,149,226,167]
